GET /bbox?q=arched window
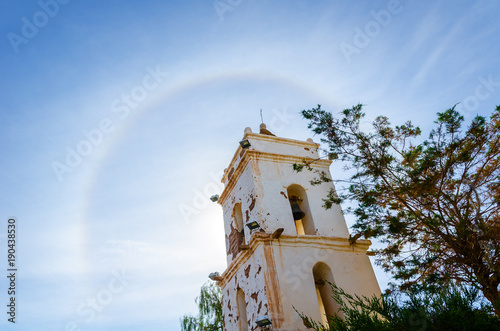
[233,203,245,243]
[287,184,315,235]
[313,262,342,325]
[236,288,248,331]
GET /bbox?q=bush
[298,283,500,331]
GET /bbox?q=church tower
[216,124,380,330]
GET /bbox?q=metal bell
[291,201,305,220]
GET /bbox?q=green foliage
[298,283,500,330]
[180,282,223,331]
[299,104,500,315]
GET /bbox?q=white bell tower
[217,124,380,330]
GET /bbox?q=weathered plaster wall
[221,132,350,241]
[222,161,258,264]
[221,234,380,331]
[253,157,350,238]
[271,236,381,329]
[221,245,269,331]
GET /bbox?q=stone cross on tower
[217,124,380,330]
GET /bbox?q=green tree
[297,104,500,314]
[298,283,500,330]
[180,282,223,331]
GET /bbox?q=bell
[291,201,305,220]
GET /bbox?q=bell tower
[217,124,380,330]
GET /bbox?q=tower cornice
[217,232,373,288]
[221,133,320,182]
[218,149,331,206]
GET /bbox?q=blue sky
[1,0,499,330]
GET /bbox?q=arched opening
[287,184,315,235]
[233,203,244,232]
[236,288,248,331]
[233,203,245,243]
[313,262,342,325]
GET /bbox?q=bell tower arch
[287,183,315,235]
[216,124,380,330]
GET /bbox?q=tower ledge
[218,232,373,288]
[218,149,331,206]
[221,132,320,183]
